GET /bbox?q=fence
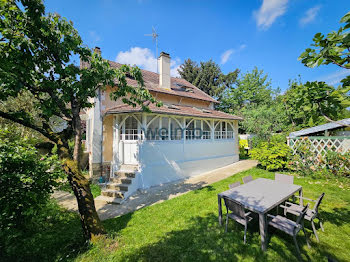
[288,136,350,157]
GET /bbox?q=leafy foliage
[299,11,350,87]
[219,67,274,113]
[289,140,350,178]
[250,141,292,171]
[0,130,63,241]
[298,11,350,122]
[178,59,239,99]
[0,0,160,238]
[283,81,349,128]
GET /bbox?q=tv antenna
[145,26,159,72]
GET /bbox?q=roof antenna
[145,26,159,73]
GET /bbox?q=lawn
[10,168,350,261]
[75,168,350,262]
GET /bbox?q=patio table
[218,178,302,251]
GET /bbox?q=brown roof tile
[107,61,218,103]
[105,103,243,121]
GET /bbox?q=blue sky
[45,0,350,91]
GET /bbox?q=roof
[106,61,218,104]
[289,118,350,138]
[105,103,243,121]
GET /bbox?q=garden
[1,1,350,261]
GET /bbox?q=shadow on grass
[108,213,319,262]
[0,201,86,262]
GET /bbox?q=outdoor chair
[223,196,253,244]
[275,173,294,184]
[268,204,310,259]
[281,192,325,242]
[229,182,241,189]
[242,175,253,184]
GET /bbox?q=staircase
[95,164,138,204]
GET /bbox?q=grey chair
[275,173,294,184]
[268,204,310,259]
[282,193,325,242]
[242,175,253,184]
[223,197,253,244]
[229,182,241,189]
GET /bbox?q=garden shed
[288,118,350,157]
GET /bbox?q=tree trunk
[64,102,105,240]
[63,159,105,240]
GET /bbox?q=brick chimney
[159,52,171,90]
[94,46,101,55]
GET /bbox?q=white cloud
[220,50,234,65]
[88,31,101,44]
[299,5,321,26]
[319,69,348,86]
[220,44,246,64]
[115,47,181,77]
[253,0,288,30]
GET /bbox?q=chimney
[94,46,101,55]
[159,52,171,90]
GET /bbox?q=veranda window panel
[203,121,211,139]
[147,116,160,140]
[186,119,195,140]
[215,121,221,139]
[227,122,234,139]
[160,117,169,140]
[170,118,182,140]
[194,120,201,139]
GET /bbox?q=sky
[45,0,350,91]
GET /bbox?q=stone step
[106,183,129,191]
[95,195,123,204]
[119,164,139,172]
[101,189,127,198]
[114,171,136,178]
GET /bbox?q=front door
[121,116,139,165]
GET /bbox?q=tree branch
[0,110,59,142]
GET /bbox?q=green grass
[58,180,101,198]
[76,168,350,262]
[1,201,86,262]
[10,168,350,261]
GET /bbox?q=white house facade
[84,48,242,203]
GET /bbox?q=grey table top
[219,178,302,213]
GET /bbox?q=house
[84,47,242,203]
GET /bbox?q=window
[186,119,195,140]
[227,122,234,139]
[147,116,160,140]
[160,117,169,140]
[170,118,182,140]
[203,121,211,139]
[215,121,221,139]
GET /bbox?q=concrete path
[52,159,257,220]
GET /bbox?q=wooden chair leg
[225,214,229,233]
[311,220,319,242]
[244,223,247,244]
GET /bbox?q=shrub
[250,141,292,171]
[239,139,249,159]
[0,130,63,244]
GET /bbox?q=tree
[283,81,348,128]
[298,11,350,119]
[218,67,274,113]
[177,59,199,84]
[0,0,158,240]
[178,59,239,99]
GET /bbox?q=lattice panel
[289,137,350,157]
